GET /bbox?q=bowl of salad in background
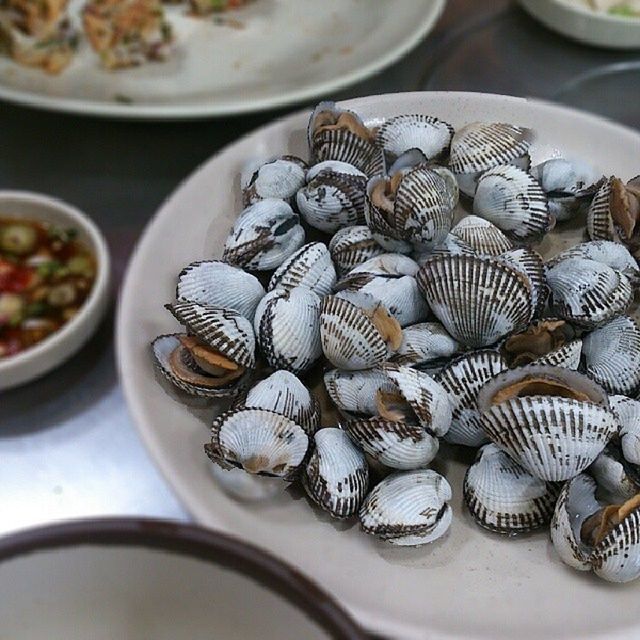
[519,0,640,48]
[0,191,110,390]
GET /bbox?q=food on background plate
[189,0,252,16]
[82,0,173,69]
[573,0,640,17]
[0,0,78,74]
[0,218,96,358]
[151,99,640,581]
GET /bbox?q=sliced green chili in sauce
[0,217,96,358]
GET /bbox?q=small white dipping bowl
[0,518,365,640]
[519,0,640,49]
[0,192,110,391]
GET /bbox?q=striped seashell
[176,260,265,321]
[450,216,513,256]
[296,161,367,233]
[500,319,581,370]
[390,321,460,367]
[346,418,439,470]
[416,254,533,348]
[366,165,457,248]
[209,464,285,502]
[530,157,602,222]
[254,287,322,375]
[336,273,429,327]
[550,473,600,571]
[610,396,640,466]
[307,101,384,177]
[382,364,452,437]
[547,240,640,285]
[449,122,534,197]
[268,242,337,297]
[478,365,618,481]
[242,155,307,207]
[423,233,477,261]
[320,292,402,370]
[498,247,548,316]
[359,469,453,546]
[244,370,321,435]
[206,408,309,481]
[589,444,640,503]
[151,334,251,399]
[345,253,419,278]
[375,113,454,162]
[167,301,255,369]
[324,367,397,417]
[546,257,632,328]
[222,198,305,271]
[371,232,413,255]
[473,164,553,243]
[582,316,640,397]
[435,350,508,447]
[303,427,369,518]
[464,443,561,534]
[551,474,640,583]
[587,176,616,241]
[329,225,385,276]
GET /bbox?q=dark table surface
[1,0,638,535]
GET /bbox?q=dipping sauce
[0,218,96,358]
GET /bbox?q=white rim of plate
[551,0,640,23]
[0,0,446,120]
[0,192,110,377]
[117,91,640,639]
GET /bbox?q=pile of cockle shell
[152,101,640,583]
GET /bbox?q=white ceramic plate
[0,0,445,119]
[519,0,640,49]
[118,92,640,640]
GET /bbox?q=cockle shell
[328,225,385,276]
[435,350,508,447]
[346,253,419,278]
[449,122,534,197]
[375,113,454,162]
[167,301,256,369]
[366,165,457,248]
[531,157,602,222]
[546,257,632,328]
[254,287,322,375]
[498,247,548,316]
[320,292,402,370]
[152,334,251,399]
[176,260,265,321]
[610,396,640,466]
[359,469,453,546]
[499,319,581,370]
[450,216,513,256]
[416,254,533,348]
[547,240,640,285]
[390,321,460,367]
[582,315,640,397]
[303,427,369,518]
[324,367,397,417]
[307,101,384,177]
[589,444,640,503]
[423,233,476,261]
[382,364,452,437]
[222,198,305,271]
[551,474,640,583]
[473,164,553,243]
[244,370,321,435]
[268,242,337,297]
[346,418,439,470]
[206,408,309,480]
[464,443,561,534]
[335,273,429,327]
[242,156,307,207]
[296,161,367,233]
[478,365,618,481]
